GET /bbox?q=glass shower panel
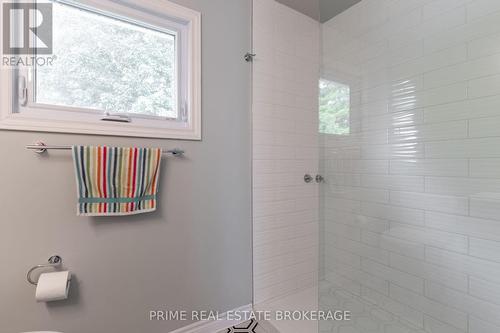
[319,1,500,332]
[252,2,320,332]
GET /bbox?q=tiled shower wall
[252,0,320,305]
[320,0,500,332]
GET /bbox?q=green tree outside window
[319,79,350,135]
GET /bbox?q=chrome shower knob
[304,174,313,183]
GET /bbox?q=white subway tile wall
[252,0,320,305]
[320,0,500,332]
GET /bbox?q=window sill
[0,111,201,140]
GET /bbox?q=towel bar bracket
[33,141,47,154]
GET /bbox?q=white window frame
[0,0,201,140]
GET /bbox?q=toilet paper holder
[27,255,64,285]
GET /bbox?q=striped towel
[72,146,162,216]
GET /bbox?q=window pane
[36,1,177,118]
[319,79,350,135]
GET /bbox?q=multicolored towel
[72,146,162,216]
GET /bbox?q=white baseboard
[168,304,253,333]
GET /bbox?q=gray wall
[0,0,252,332]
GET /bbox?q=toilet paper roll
[35,271,71,302]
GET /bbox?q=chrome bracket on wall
[244,52,256,62]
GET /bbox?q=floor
[218,286,318,333]
[224,282,428,333]
[318,281,426,333]
[218,319,279,333]
[254,286,319,333]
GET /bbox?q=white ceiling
[320,0,362,22]
[275,0,320,21]
[275,0,362,22]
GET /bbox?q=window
[37,1,177,118]
[0,0,201,139]
[319,79,350,135]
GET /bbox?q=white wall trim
[168,304,253,333]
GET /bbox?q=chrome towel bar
[26,142,184,156]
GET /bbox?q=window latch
[180,101,188,122]
[18,76,28,106]
[100,114,131,123]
